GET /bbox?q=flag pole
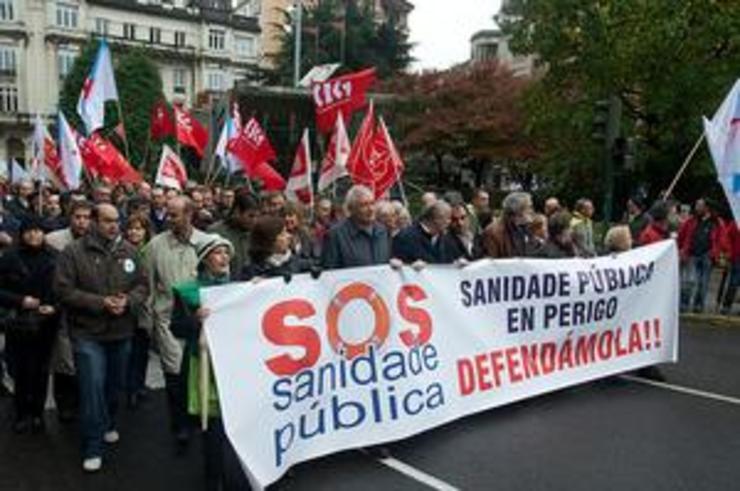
[115,100,131,162]
[663,132,705,199]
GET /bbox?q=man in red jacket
[638,200,671,246]
[677,199,725,313]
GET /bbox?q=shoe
[12,418,30,434]
[30,417,45,434]
[82,457,102,473]
[103,430,120,444]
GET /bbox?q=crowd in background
[0,176,737,488]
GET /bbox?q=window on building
[234,36,255,58]
[123,23,136,40]
[0,45,16,75]
[95,18,109,36]
[174,31,186,47]
[206,71,226,91]
[150,27,161,44]
[173,68,186,94]
[208,30,225,51]
[57,47,78,80]
[0,0,14,21]
[0,84,18,113]
[55,3,78,29]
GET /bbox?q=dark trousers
[203,418,251,491]
[127,329,150,396]
[721,260,740,313]
[5,329,54,419]
[164,369,192,437]
[74,338,131,459]
[53,372,78,417]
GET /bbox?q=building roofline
[470,29,502,43]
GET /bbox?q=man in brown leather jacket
[54,203,148,473]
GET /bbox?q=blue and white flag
[215,103,242,174]
[704,79,740,225]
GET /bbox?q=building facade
[0,0,261,164]
[470,0,533,77]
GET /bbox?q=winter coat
[482,218,536,259]
[638,222,670,246]
[392,222,453,264]
[0,244,58,332]
[142,228,210,374]
[240,254,312,282]
[677,215,725,262]
[321,219,390,269]
[54,233,148,342]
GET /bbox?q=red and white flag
[174,105,208,158]
[312,67,376,134]
[286,128,313,205]
[58,112,83,190]
[77,40,119,135]
[227,117,277,173]
[155,144,188,191]
[318,112,350,192]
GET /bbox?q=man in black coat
[392,200,454,266]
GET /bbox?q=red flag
[286,128,313,204]
[150,100,175,140]
[83,132,142,184]
[312,68,376,134]
[226,117,277,173]
[346,102,377,189]
[155,144,188,191]
[174,105,208,157]
[251,162,286,191]
[367,117,405,199]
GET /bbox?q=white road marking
[621,375,740,406]
[378,456,460,491]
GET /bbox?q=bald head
[167,196,194,237]
[95,203,120,241]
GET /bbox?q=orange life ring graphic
[326,282,390,359]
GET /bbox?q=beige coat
[142,228,210,374]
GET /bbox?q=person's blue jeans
[74,338,131,459]
[681,255,713,313]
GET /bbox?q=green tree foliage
[502,0,740,211]
[59,39,165,172]
[268,0,413,85]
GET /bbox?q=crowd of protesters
[0,176,737,489]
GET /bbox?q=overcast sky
[409,0,501,71]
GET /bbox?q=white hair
[344,185,374,212]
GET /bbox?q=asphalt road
[1,319,740,491]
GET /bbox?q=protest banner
[202,240,679,489]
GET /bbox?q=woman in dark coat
[0,215,59,433]
[240,215,313,281]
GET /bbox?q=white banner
[203,241,679,488]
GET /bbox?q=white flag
[215,104,241,174]
[58,112,83,190]
[31,114,46,181]
[318,112,350,192]
[703,79,740,224]
[156,144,188,191]
[10,158,29,184]
[77,39,119,135]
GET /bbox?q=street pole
[293,0,302,87]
